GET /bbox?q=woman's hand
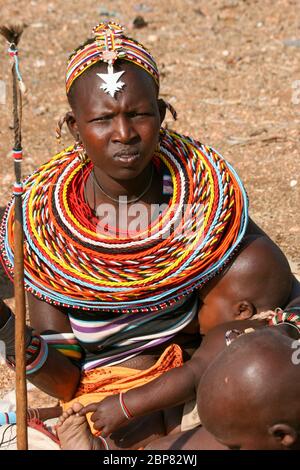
[79,394,129,437]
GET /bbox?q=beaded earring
[74,140,88,165]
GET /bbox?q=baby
[55,235,297,449]
[198,327,300,450]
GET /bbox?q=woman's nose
[112,115,137,143]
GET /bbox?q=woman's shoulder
[27,292,72,333]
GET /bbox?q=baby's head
[197,328,300,449]
[199,235,292,334]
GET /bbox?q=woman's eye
[90,115,112,122]
[130,112,150,118]
[97,116,112,121]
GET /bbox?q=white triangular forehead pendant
[93,23,126,99]
[97,64,125,98]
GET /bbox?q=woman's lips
[114,152,140,164]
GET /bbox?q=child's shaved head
[198,328,300,449]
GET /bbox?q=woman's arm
[26,293,81,401]
[26,342,81,401]
[27,293,73,334]
[0,294,81,401]
[247,217,300,304]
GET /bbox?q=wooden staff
[0,24,28,450]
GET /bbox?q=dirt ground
[0,0,299,400]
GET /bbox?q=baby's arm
[79,357,200,437]
[80,318,265,436]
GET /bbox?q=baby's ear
[269,423,297,448]
[235,301,256,320]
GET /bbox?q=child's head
[199,235,292,334]
[197,328,300,449]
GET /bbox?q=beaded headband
[66,21,159,96]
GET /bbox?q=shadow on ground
[0,206,14,299]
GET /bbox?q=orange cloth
[62,343,183,434]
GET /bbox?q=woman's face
[68,62,162,182]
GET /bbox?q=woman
[0,21,299,449]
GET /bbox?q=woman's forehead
[70,62,158,110]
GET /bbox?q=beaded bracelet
[25,338,48,375]
[6,334,49,376]
[119,392,133,420]
[25,335,41,362]
[98,435,110,450]
[269,308,300,335]
[0,411,16,425]
[284,306,300,314]
[0,408,41,426]
[6,333,40,366]
[27,408,40,421]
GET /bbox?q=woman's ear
[269,423,298,448]
[235,301,256,320]
[56,111,79,142]
[157,98,167,125]
[65,111,79,140]
[158,99,177,125]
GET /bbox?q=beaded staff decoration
[66,21,159,95]
[0,24,28,449]
[0,129,248,313]
[0,26,26,197]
